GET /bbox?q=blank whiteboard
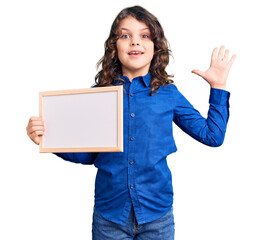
[39,85,123,153]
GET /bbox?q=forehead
[118,16,150,31]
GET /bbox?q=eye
[142,34,150,39]
[120,34,130,39]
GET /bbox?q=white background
[0,0,261,239]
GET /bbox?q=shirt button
[129,160,134,165]
[130,93,134,96]
[131,113,135,117]
[130,184,134,189]
[130,137,135,141]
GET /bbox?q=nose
[131,42,140,46]
[130,36,140,46]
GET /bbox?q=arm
[172,87,230,147]
[173,46,236,146]
[53,152,98,165]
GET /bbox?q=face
[116,16,154,79]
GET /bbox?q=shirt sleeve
[172,86,230,147]
[53,152,98,165]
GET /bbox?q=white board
[39,85,123,153]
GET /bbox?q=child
[26,5,236,240]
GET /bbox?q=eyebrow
[120,27,150,31]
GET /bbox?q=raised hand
[191,46,236,90]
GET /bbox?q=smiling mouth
[128,51,144,55]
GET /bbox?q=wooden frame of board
[39,85,123,153]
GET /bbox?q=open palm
[192,46,236,90]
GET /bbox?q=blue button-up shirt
[54,72,230,226]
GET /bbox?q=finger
[223,49,229,62]
[28,126,45,135]
[35,138,40,145]
[34,130,44,136]
[29,120,45,127]
[228,54,236,68]
[30,131,43,145]
[29,116,43,122]
[27,116,43,127]
[218,45,225,60]
[211,47,218,64]
[27,120,45,131]
[32,135,40,145]
[191,69,205,78]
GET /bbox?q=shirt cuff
[209,88,230,107]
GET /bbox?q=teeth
[129,52,142,55]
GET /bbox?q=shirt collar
[115,72,151,88]
[141,72,151,87]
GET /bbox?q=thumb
[191,69,205,78]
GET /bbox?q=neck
[122,70,149,82]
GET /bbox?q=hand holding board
[39,86,123,153]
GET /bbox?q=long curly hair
[94,5,174,96]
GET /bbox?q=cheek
[116,42,125,57]
[147,43,154,58]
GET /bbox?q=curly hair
[94,5,174,96]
